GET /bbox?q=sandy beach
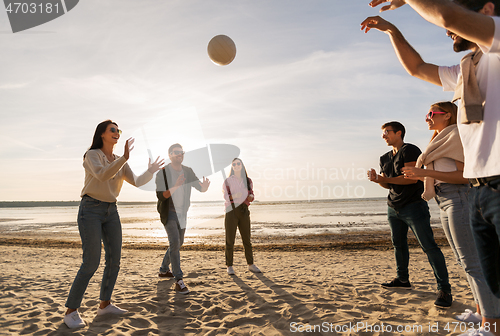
[0,238,479,336]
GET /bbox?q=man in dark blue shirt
[368,121,452,308]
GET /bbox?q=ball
[207,35,236,66]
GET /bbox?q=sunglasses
[382,129,396,136]
[232,162,241,167]
[426,111,447,120]
[171,150,185,156]
[110,127,122,135]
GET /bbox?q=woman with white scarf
[402,102,500,325]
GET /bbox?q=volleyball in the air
[207,35,236,66]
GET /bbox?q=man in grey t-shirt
[167,164,185,219]
[155,143,210,294]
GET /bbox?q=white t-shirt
[439,16,500,179]
[433,157,458,185]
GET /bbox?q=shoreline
[0,228,450,251]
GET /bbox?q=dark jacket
[156,164,202,225]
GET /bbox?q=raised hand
[360,16,393,33]
[369,0,406,12]
[175,173,186,188]
[147,156,165,173]
[124,137,135,160]
[200,176,211,192]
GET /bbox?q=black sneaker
[434,290,452,309]
[158,270,174,278]
[381,278,412,290]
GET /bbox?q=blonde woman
[403,102,500,325]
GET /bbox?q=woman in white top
[64,120,163,329]
[403,102,500,324]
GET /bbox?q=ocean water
[0,198,441,244]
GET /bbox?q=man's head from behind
[168,143,184,164]
[381,121,405,147]
[449,0,499,52]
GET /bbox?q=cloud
[0,0,463,201]
[0,135,46,153]
[0,82,30,89]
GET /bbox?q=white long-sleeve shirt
[80,149,153,202]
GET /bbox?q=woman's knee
[105,253,121,268]
[80,257,101,276]
[391,238,408,250]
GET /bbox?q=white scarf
[416,125,464,201]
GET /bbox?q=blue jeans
[387,200,451,293]
[65,195,122,309]
[469,179,500,309]
[159,212,185,280]
[436,183,500,318]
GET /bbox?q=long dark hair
[229,158,251,191]
[83,120,118,159]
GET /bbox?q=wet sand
[0,227,450,251]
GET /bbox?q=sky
[0,0,466,202]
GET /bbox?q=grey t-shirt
[168,165,185,213]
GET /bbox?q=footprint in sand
[127,317,152,328]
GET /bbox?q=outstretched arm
[123,156,164,188]
[368,0,495,48]
[402,161,469,184]
[361,16,441,85]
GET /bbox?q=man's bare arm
[377,161,419,185]
[361,16,441,86]
[369,0,495,48]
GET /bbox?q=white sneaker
[227,266,235,275]
[248,264,261,273]
[455,309,482,323]
[97,303,128,316]
[175,279,190,294]
[64,311,85,329]
[458,327,496,336]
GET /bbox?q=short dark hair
[454,0,499,15]
[168,143,182,154]
[382,121,406,140]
